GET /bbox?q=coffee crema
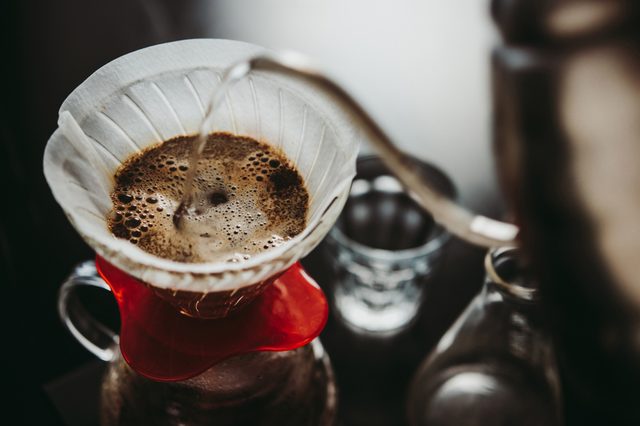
[108,133,309,263]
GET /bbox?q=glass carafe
[59,260,336,426]
[406,247,562,426]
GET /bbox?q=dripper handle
[232,53,519,247]
[58,260,119,361]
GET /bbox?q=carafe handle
[58,260,118,361]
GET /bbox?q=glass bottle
[406,247,562,426]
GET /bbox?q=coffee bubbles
[108,133,308,263]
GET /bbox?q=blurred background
[2,0,501,424]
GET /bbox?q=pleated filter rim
[43,39,359,292]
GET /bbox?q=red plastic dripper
[95,256,328,382]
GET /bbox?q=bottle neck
[485,246,538,300]
[481,249,553,373]
[483,247,542,323]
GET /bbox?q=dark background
[1,1,488,424]
[2,2,209,423]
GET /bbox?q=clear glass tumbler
[323,156,455,334]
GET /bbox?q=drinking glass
[323,156,455,334]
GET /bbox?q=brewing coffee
[108,132,308,263]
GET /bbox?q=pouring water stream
[173,62,251,227]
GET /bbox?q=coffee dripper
[45,39,361,424]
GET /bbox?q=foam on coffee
[108,133,308,263]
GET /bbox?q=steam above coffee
[108,133,309,263]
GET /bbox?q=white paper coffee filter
[44,39,359,292]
